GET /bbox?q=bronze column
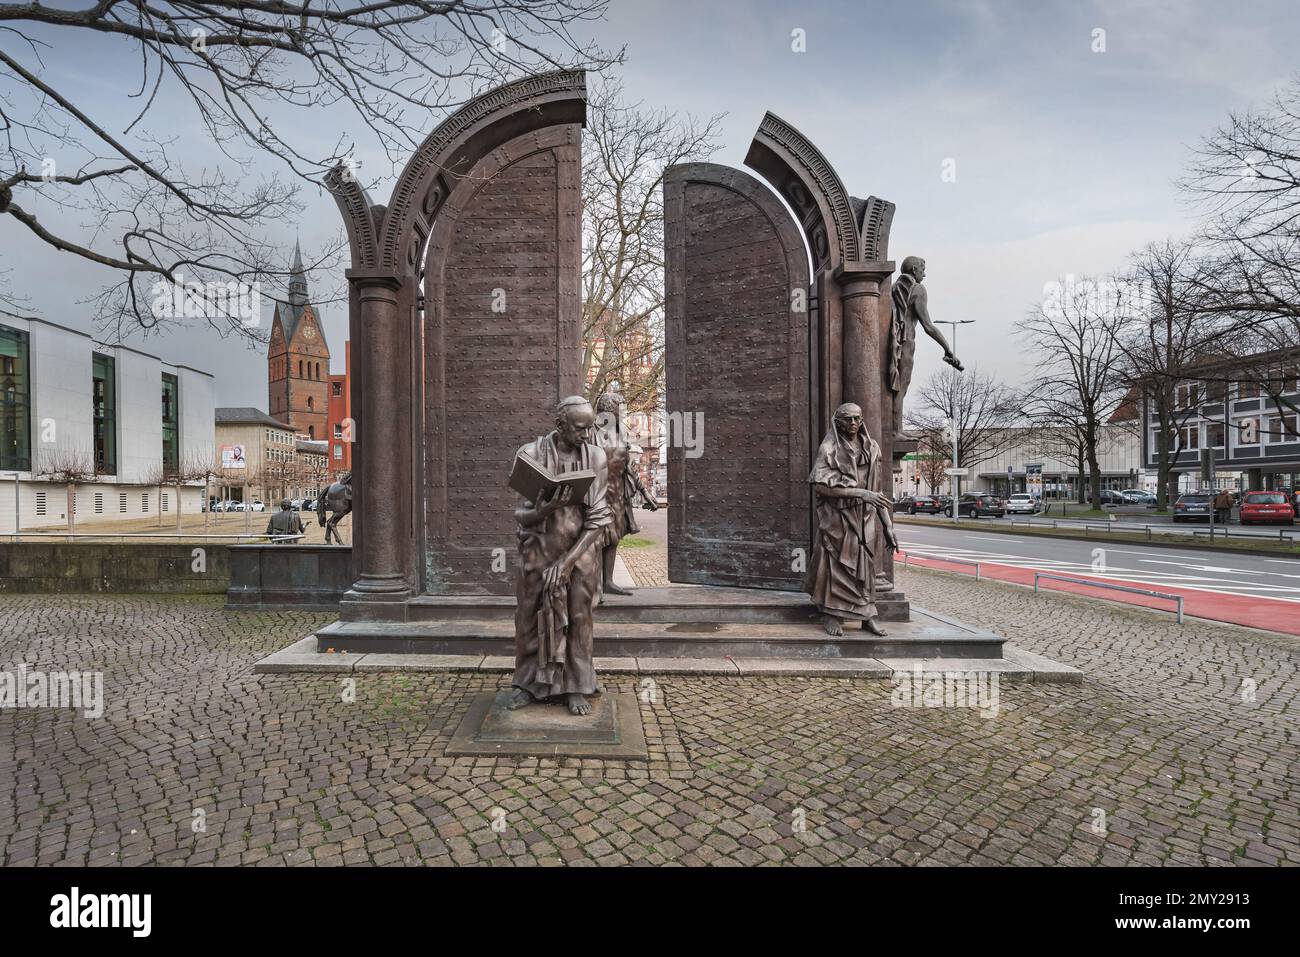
[344,269,411,613]
[833,261,893,432]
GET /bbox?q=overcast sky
[4,0,1299,408]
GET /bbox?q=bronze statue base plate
[445,691,649,760]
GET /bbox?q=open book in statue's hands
[509,451,596,505]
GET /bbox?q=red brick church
[267,243,330,440]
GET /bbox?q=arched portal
[326,71,587,612]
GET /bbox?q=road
[900,509,1300,542]
[897,520,1300,634]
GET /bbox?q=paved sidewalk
[1,569,1296,866]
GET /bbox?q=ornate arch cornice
[379,70,587,274]
[745,112,859,273]
[324,168,383,271]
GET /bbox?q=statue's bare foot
[506,688,535,710]
[823,614,843,637]
[567,693,593,716]
[863,618,888,637]
[603,582,632,596]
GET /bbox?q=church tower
[268,243,330,440]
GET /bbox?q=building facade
[326,340,352,482]
[267,244,330,440]
[0,317,214,532]
[1140,354,1300,492]
[898,424,1146,498]
[214,408,332,505]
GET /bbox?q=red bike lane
[900,552,1300,636]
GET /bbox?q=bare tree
[906,365,1021,484]
[1114,238,1217,507]
[1181,81,1300,432]
[36,444,100,533]
[580,80,722,414]
[1018,275,1127,507]
[0,2,617,337]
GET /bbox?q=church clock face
[302,326,317,341]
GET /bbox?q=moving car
[1172,492,1212,522]
[944,494,1005,519]
[894,494,945,515]
[1239,491,1296,525]
[1005,493,1038,515]
[1120,489,1157,506]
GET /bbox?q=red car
[1239,492,1296,525]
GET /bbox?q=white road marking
[901,541,1300,602]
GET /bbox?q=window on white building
[142,493,149,512]
[94,492,103,514]
[1176,384,1199,409]
[1206,422,1225,448]
[119,492,127,513]
[35,490,46,516]
[1267,414,1299,444]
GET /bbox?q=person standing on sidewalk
[1213,488,1234,524]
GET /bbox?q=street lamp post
[936,320,975,523]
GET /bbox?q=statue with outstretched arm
[888,256,963,438]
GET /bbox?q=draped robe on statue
[512,432,611,699]
[804,423,897,622]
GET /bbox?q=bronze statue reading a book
[507,396,612,716]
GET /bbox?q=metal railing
[1033,571,1184,624]
[900,551,982,580]
[1004,516,1300,545]
[900,549,1185,624]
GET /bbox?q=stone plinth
[445,691,648,760]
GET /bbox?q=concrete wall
[174,363,215,468]
[113,345,163,483]
[0,482,204,532]
[27,320,94,472]
[0,541,231,593]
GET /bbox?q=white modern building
[898,424,1148,498]
[0,317,215,532]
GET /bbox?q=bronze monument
[317,472,352,545]
[805,403,898,637]
[508,396,611,716]
[887,255,963,437]
[594,391,657,597]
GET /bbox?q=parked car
[894,494,944,515]
[1088,489,1127,506]
[248,500,267,512]
[289,498,304,511]
[944,494,1005,518]
[1005,493,1038,515]
[1120,489,1157,506]
[1239,491,1296,525]
[302,498,317,513]
[1172,492,1212,522]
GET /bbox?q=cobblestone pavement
[0,565,1296,866]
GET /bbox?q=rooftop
[215,407,293,430]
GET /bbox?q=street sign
[943,467,969,476]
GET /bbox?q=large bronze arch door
[664,163,812,589]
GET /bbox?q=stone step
[407,585,909,625]
[315,606,1000,659]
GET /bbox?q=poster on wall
[221,444,247,469]
[1026,463,1043,501]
